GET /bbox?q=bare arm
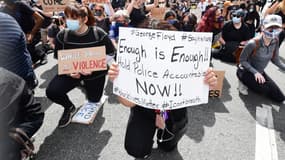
[264,1,280,16]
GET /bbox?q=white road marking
[255,106,278,160]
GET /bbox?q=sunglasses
[232,14,241,18]
[95,9,103,12]
[158,2,165,4]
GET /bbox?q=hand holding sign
[58,46,107,75]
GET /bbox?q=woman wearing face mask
[46,5,116,128]
[244,3,260,38]
[181,12,197,32]
[93,2,115,34]
[127,0,158,27]
[197,6,224,66]
[237,15,285,104]
[212,9,250,63]
[109,9,130,45]
[265,0,285,47]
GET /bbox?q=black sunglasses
[232,14,241,18]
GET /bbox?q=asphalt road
[31,41,285,160]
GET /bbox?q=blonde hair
[279,0,285,11]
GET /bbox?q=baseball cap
[263,14,282,29]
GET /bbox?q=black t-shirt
[222,21,250,43]
[95,18,111,34]
[3,2,35,34]
[129,6,147,27]
[55,26,116,76]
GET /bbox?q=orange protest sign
[41,0,68,12]
[209,70,225,98]
[58,46,107,75]
[150,7,167,20]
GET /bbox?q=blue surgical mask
[263,29,282,39]
[168,19,178,25]
[66,19,80,31]
[232,17,241,24]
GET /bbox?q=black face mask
[182,23,195,31]
[95,10,103,16]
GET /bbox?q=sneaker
[238,80,248,95]
[39,54,48,65]
[58,105,76,128]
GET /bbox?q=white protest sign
[113,27,213,110]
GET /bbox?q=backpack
[235,37,277,64]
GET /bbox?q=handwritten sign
[150,7,167,20]
[72,102,102,124]
[58,46,107,75]
[41,0,68,12]
[209,70,225,97]
[113,27,213,110]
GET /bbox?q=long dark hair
[196,6,221,32]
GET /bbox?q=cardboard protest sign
[58,46,107,75]
[113,27,213,110]
[41,0,68,12]
[209,70,225,98]
[150,7,167,20]
[72,95,107,124]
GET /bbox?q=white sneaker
[238,80,248,95]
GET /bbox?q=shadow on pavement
[34,96,53,112]
[185,77,230,143]
[39,64,58,89]
[137,147,183,160]
[104,80,119,104]
[239,90,285,141]
[35,106,111,160]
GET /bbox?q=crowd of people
[0,0,285,159]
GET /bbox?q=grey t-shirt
[240,36,285,74]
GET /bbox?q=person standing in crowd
[0,12,38,89]
[46,5,116,128]
[108,21,218,159]
[212,9,250,63]
[244,2,260,38]
[2,0,48,65]
[93,3,114,33]
[265,0,285,46]
[0,67,44,160]
[197,0,208,15]
[237,14,285,103]
[127,0,158,27]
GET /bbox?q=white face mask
[66,19,80,31]
[263,28,282,40]
[232,17,241,24]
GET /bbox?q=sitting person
[0,67,44,160]
[212,9,250,63]
[237,14,285,104]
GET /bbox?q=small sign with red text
[58,46,106,75]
